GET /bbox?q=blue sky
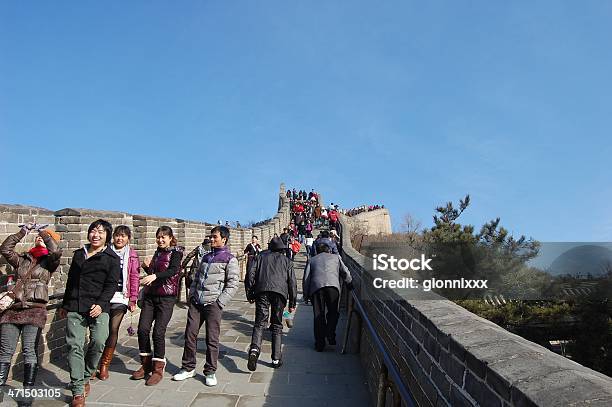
[1,1,611,241]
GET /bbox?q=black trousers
[311,287,340,349]
[250,292,285,360]
[137,295,175,358]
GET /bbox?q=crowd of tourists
[0,222,239,406]
[0,197,353,406]
[341,204,385,217]
[285,188,341,235]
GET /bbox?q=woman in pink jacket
[96,225,141,380]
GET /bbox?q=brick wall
[339,217,612,407]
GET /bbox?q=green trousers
[66,312,109,395]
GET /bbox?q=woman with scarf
[132,226,183,386]
[96,225,141,380]
[0,223,62,387]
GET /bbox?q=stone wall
[0,184,291,373]
[344,208,392,236]
[339,216,612,407]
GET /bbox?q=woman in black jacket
[59,219,120,407]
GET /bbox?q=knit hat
[40,229,61,242]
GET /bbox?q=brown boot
[145,358,166,386]
[71,394,85,407]
[97,346,115,380]
[131,353,152,380]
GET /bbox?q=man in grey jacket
[245,237,297,371]
[173,226,239,386]
[303,243,353,351]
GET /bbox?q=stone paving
[1,246,371,407]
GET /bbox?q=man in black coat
[59,219,120,406]
[245,237,297,371]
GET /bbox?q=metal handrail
[336,220,414,405]
[347,288,417,407]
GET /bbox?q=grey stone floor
[1,247,371,406]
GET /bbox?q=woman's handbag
[0,262,37,313]
[0,291,15,313]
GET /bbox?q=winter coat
[244,243,262,272]
[0,229,61,307]
[62,245,121,314]
[143,247,183,297]
[297,223,306,235]
[303,253,352,299]
[0,229,62,327]
[313,237,339,255]
[125,248,141,303]
[243,243,262,257]
[329,210,339,222]
[246,248,297,308]
[190,245,239,308]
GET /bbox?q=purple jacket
[191,246,239,307]
[127,248,141,303]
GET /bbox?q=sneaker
[271,359,283,369]
[204,373,217,387]
[172,369,195,381]
[247,349,259,372]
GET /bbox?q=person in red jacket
[328,209,339,232]
[97,225,141,381]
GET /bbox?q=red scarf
[29,246,49,258]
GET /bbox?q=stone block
[465,351,487,379]
[424,332,441,361]
[450,337,467,361]
[486,368,511,402]
[412,321,426,343]
[417,348,433,374]
[439,349,465,387]
[431,363,452,399]
[451,385,476,407]
[464,371,502,407]
[54,224,68,232]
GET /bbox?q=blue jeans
[0,323,41,364]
